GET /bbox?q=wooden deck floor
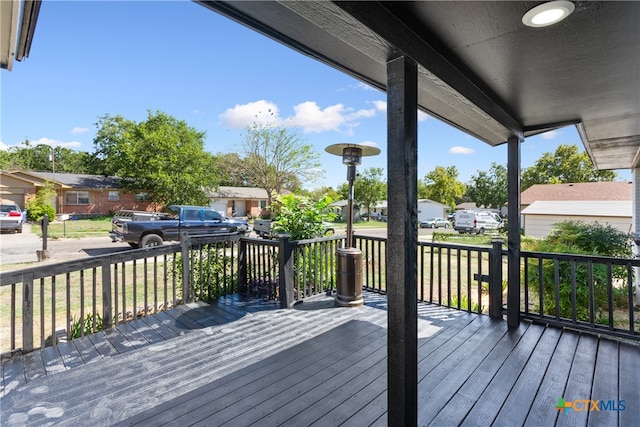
[1,291,638,426]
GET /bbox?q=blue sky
[1,1,630,189]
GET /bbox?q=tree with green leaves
[91,111,217,207]
[420,166,466,210]
[466,162,508,209]
[0,141,94,173]
[300,186,341,203]
[210,152,248,187]
[338,167,386,214]
[521,144,617,191]
[239,122,321,206]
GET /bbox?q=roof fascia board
[0,0,20,71]
[16,0,41,62]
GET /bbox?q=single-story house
[521,200,632,238]
[1,170,155,217]
[417,199,448,222]
[520,182,633,237]
[207,186,271,218]
[329,200,363,222]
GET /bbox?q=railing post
[181,232,192,303]
[237,238,248,293]
[102,259,112,329]
[22,272,34,352]
[489,237,504,318]
[278,234,295,308]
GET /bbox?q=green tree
[210,152,248,187]
[91,111,218,207]
[466,162,508,209]
[521,144,617,191]
[239,122,321,206]
[348,167,386,214]
[299,186,341,202]
[421,166,466,210]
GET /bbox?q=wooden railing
[355,235,505,316]
[3,232,639,356]
[520,250,640,341]
[0,233,345,355]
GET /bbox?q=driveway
[0,225,131,267]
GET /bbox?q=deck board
[557,334,598,427]
[1,291,638,426]
[619,341,640,425]
[523,331,579,426]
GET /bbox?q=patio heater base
[335,247,364,307]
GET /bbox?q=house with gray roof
[207,186,273,218]
[520,182,633,237]
[1,170,155,217]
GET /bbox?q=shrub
[70,313,104,339]
[523,221,632,321]
[269,193,337,240]
[175,245,237,302]
[25,181,56,222]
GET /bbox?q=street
[0,226,131,266]
[0,224,448,267]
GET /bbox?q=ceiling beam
[334,1,524,141]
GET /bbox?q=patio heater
[326,143,381,307]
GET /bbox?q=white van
[454,210,503,234]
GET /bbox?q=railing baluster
[80,270,85,334]
[23,272,34,352]
[66,272,71,339]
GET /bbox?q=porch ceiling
[196,1,640,171]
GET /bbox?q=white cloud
[449,146,475,155]
[70,127,89,135]
[356,82,378,91]
[33,137,82,149]
[288,101,346,133]
[418,111,429,122]
[221,99,383,134]
[371,100,386,112]
[219,100,281,129]
[541,130,558,139]
[0,138,82,151]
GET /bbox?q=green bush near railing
[175,244,238,302]
[71,313,104,339]
[522,221,633,322]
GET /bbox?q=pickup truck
[110,205,249,248]
[253,219,335,239]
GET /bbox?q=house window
[65,191,89,205]
[108,191,120,201]
[259,200,267,210]
[135,192,153,201]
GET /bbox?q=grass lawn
[29,217,112,239]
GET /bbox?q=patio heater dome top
[326,143,381,166]
[325,143,381,157]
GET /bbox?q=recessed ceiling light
[522,1,575,27]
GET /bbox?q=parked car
[419,217,451,229]
[0,203,23,233]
